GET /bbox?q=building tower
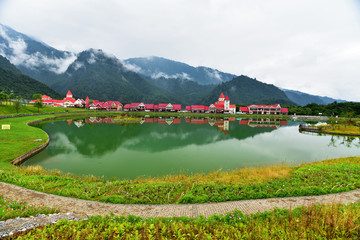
[218,93,225,102]
[224,95,230,110]
[66,90,73,98]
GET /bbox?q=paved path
[2,182,360,218]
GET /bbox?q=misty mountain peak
[0,23,76,75]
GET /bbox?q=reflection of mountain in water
[39,117,290,156]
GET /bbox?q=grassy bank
[8,202,360,239]
[1,157,360,204]
[317,124,360,135]
[0,193,57,221]
[0,102,89,116]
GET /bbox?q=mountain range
[0,55,62,99]
[0,23,346,106]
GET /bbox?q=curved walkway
[2,182,360,218]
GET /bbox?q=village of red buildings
[31,91,289,115]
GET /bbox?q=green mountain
[202,75,295,106]
[124,56,236,85]
[51,49,181,103]
[0,55,62,99]
[0,23,76,85]
[147,77,216,104]
[283,89,346,106]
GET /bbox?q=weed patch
[0,193,57,221]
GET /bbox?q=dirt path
[2,182,360,218]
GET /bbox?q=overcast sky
[0,0,359,101]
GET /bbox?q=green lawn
[0,102,89,116]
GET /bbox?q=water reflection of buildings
[66,117,288,134]
[239,119,288,129]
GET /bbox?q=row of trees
[285,102,360,117]
[0,90,44,113]
[0,91,17,105]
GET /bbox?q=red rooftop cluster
[32,90,288,115]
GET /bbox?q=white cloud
[0,24,77,73]
[121,61,142,73]
[204,68,222,81]
[151,72,192,80]
[87,52,96,64]
[0,0,359,100]
[72,61,85,71]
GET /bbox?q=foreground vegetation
[1,157,360,205]
[7,202,360,239]
[0,193,57,221]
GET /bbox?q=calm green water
[24,117,360,179]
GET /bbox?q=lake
[24,116,360,179]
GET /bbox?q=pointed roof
[225,95,230,101]
[219,93,225,99]
[67,90,72,96]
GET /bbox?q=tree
[14,100,21,113]
[1,91,9,105]
[88,100,93,109]
[33,94,43,113]
[0,91,6,105]
[8,93,15,105]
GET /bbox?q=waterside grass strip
[299,124,360,136]
[2,157,360,205]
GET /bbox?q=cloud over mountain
[0,24,76,74]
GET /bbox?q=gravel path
[2,182,360,218]
[2,182,360,237]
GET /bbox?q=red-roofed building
[62,90,76,107]
[280,108,288,115]
[239,107,249,114]
[247,104,288,115]
[187,105,206,113]
[157,103,182,112]
[123,103,160,112]
[124,104,131,111]
[144,104,154,111]
[209,93,236,114]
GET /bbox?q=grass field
[0,102,89,116]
